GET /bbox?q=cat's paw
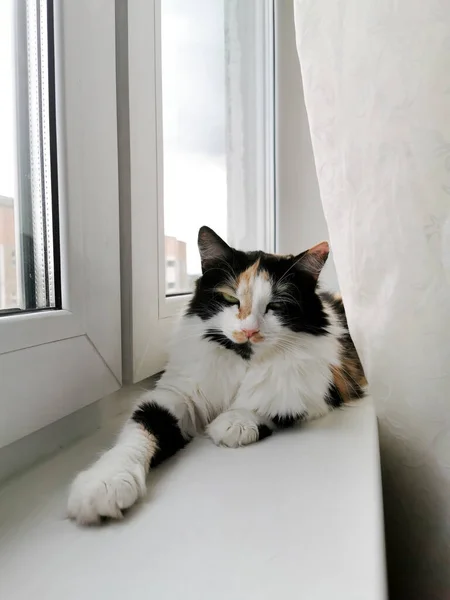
[67,455,146,525]
[207,409,266,448]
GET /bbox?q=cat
[68,226,366,525]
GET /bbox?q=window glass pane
[0,2,19,310]
[0,0,59,313]
[160,0,274,297]
[161,0,227,295]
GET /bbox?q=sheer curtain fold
[294,1,450,597]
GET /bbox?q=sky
[161,0,228,275]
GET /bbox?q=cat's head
[186,226,330,358]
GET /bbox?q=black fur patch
[320,291,347,329]
[257,252,329,336]
[132,402,189,468]
[325,383,343,408]
[203,328,253,360]
[272,414,306,429]
[319,290,345,317]
[257,424,273,441]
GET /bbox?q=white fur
[68,274,346,523]
[68,422,156,525]
[207,408,270,448]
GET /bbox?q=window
[0,0,60,314]
[0,0,276,453]
[126,0,275,379]
[0,1,121,452]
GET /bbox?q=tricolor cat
[68,226,366,524]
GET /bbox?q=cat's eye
[221,292,239,305]
[266,302,282,313]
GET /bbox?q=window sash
[0,0,122,449]
[125,0,276,380]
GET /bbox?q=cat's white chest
[195,345,248,411]
[165,330,248,423]
[234,346,335,419]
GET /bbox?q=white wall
[275,0,338,291]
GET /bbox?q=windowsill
[0,395,386,599]
[0,378,158,484]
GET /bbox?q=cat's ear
[198,226,232,272]
[294,241,329,281]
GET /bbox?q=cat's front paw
[68,455,146,525]
[207,409,270,448]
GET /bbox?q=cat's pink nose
[242,328,260,339]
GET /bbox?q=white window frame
[0,0,122,449]
[126,0,275,382]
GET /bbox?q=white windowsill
[0,395,386,600]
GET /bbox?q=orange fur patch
[238,259,260,285]
[232,331,264,344]
[332,358,367,404]
[251,332,264,343]
[343,355,368,389]
[232,331,248,344]
[236,259,260,320]
[136,424,159,470]
[331,366,350,404]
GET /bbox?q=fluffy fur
[68,227,366,524]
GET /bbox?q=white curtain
[293,1,450,598]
